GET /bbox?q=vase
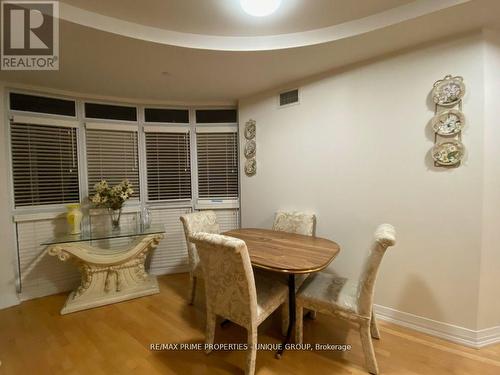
[109,208,122,230]
[140,206,152,229]
[66,204,83,234]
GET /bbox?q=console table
[42,225,165,315]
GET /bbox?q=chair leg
[281,301,289,336]
[246,326,257,375]
[188,276,197,305]
[360,321,379,375]
[295,304,304,344]
[370,311,380,340]
[205,311,216,354]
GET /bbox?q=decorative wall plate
[431,109,465,136]
[432,141,464,166]
[244,139,256,158]
[244,158,256,176]
[432,75,465,106]
[244,119,256,140]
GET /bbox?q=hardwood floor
[1,273,499,375]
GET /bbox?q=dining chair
[272,210,317,331]
[180,211,220,305]
[295,224,396,375]
[189,232,288,375]
[272,210,316,236]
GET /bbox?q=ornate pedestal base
[48,234,163,315]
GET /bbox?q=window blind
[86,128,140,197]
[145,131,191,201]
[11,122,79,207]
[196,132,238,200]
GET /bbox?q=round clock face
[432,75,465,106]
[432,141,464,166]
[432,109,465,136]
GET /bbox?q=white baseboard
[0,294,20,310]
[374,304,500,349]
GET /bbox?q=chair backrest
[189,232,257,327]
[356,224,396,317]
[180,211,220,272]
[272,211,316,236]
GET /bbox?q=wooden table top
[223,228,340,274]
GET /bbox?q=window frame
[84,122,141,202]
[6,90,82,213]
[6,90,239,214]
[193,109,239,210]
[143,124,192,203]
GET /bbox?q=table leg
[276,274,296,359]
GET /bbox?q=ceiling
[0,0,499,104]
[61,0,413,37]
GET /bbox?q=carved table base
[48,234,163,315]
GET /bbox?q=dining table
[223,228,341,358]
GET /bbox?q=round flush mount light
[240,0,281,17]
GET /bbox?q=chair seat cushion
[296,272,360,316]
[254,272,288,323]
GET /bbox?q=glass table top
[41,224,166,246]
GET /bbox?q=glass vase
[109,208,122,230]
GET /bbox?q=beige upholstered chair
[180,211,220,304]
[272,210,317,330]
[272,211,316,236]
[189,232,288,375]
[295,224,396,375]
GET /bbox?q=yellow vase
[66,203,83,235]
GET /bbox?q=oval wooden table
[223,228,341,358]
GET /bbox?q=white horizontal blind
[86,128,140,197]
[11,122,79,207]
[196,132,238,199]
[210,209,240,232]
[17,218,80,300]
[148,207,191,275]
[145,132,191,201]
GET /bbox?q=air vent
[279,89,299,107]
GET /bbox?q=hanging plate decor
[432,75,465,106]
[244,139,256,158]
[244,119,256,140]
[431,109,465,136]
[432,141,464,166]
[244,158,256,176]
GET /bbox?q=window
[85,102,137,122]
[196,131,238,200]
[145,108,189,123]
[145,130,191,201]
[86,126,140,197]
[195,109,237,123]
[11,121,79,207]
[10,92,76,117]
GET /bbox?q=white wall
[477,28,500,330]
[0,82,20,309]
[239,32,488,330]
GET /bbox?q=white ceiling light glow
[240,0,281,17]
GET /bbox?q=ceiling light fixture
[240,0,281,17]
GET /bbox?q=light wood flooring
[1,273,499,375]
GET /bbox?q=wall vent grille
[279,89,299,107]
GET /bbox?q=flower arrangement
[91,179,134,210]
